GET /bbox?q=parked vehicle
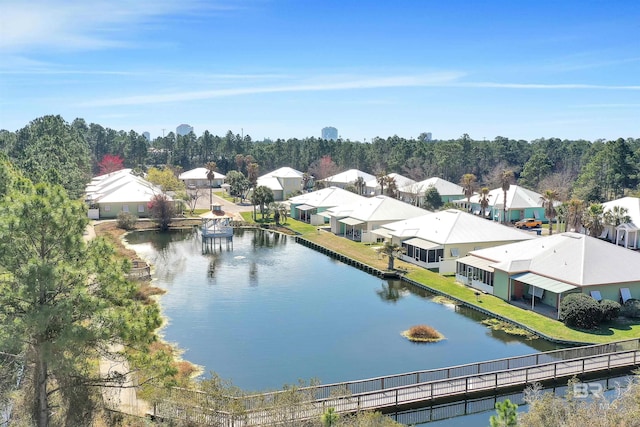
[515,218,542,229]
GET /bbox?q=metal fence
[155,339,640,426]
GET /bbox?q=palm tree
[479,187,490,218]
[205,161,217,209]
[380,241,405,270]
[376,171,387,195]
[354,176,366,196]
[584,203,604,237]
[302,172,312,192]
[384,176,398,198]
[461,173,477,211]
[566,198,585,232]
[500,170,515,224]
[540,189,559,235]
[247,162,260,220]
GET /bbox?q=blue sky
[1,0,639,142]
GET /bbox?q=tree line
[1,115,638,204]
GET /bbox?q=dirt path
[85,222,152,418]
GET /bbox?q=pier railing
[232,338,639,410]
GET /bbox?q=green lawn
[243,216,640,344]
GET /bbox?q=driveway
[191,189,254,221]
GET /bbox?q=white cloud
[0,0,228,53]
[452,82,640,90]
[81,72,466,107]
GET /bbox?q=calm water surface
[126,228,562,393]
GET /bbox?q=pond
[125,228,563,393]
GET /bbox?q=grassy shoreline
[276,216,640,345]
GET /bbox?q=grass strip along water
[271,216,640,346]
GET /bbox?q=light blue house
[465,185,549,223]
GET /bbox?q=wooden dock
[153,338,640,425]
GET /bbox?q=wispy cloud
[0,0,234,53]
[81,72,640,108]
[81,72,466,107]
[572,103,640,109]
[453,82,640,90]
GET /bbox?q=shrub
[621,299,640,319]
[116,211,137,230]
[402,324,444,342]
[599,299,621,322]
[559,293,603,329]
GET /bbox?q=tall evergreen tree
[0,179,171,426]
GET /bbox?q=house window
[437,249,443,261]
[404,244,414,258]
[138,204,145,213]
[104,205,111,212]
[123,205,130,213]
[450,248,459,257]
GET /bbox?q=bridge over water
[151,338,640,426]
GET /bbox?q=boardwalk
[153,338,640,426]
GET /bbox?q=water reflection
[376,281,408,304]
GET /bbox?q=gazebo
[616,223,639,249]
[199,203,233,251]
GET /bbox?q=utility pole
[162,129,166,138]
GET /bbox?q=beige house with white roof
[374,209,535,273]
[85,169,170,219]
[321,169,377,195]
[398,177,465,206]
[257,167,304,201]
[458,232,640,318]
[179,167,226,188]
[288,187,367,225]
[324,195,429,243]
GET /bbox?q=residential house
[374,209,536,273]
[257,167,305,201]
[368,173,416,196]
[288,187,367,225]
[465,185,548,223]
[601,197,640,249]
[85,169,170,219]
[324,195,429,243]
[457,232,640,318]
[398,177,465,206]
[320,169,377,195]
[179,167,226,188]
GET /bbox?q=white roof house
[460,232,640,315]
[288,187,367,225]
[321,169,377,194]
[398,177,465,205]
[367,173,417,196]
[375,209,535,273]
[324,195,429,243]
[179,167,226,188]
[257,167,304,200]
[465,185,547,223]
[85,169,169,219]
[602,196,640,248]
